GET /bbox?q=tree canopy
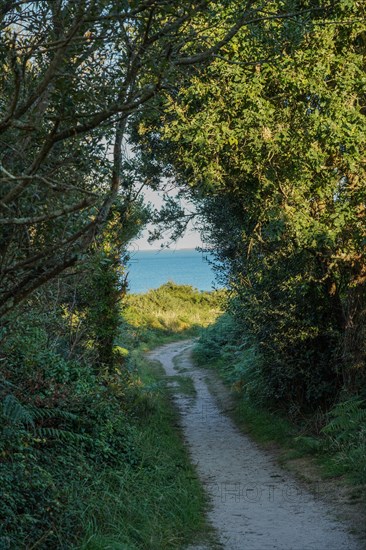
[130,0,366,407]
[1,1,366,546]
[0,0,256,316]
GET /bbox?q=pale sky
[131,223,203,251]
[122,139,204,250]
[130,186,204,251]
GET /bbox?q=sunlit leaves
[133,0,366,404]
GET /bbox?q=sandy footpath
[148,340,364,550]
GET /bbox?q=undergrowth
[123,282,224,349]
[193,313,366,486]
[0,284,220,548]
[79,355,208,549]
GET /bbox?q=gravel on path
[148,340,364,550]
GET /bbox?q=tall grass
[123,282,225,348]
[78,357,208,549]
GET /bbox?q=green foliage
[79,202,144,370]
[194,313,270,406]
[322,397,366,483]
[2,395,35,427]
[193,313,240,365]
[0,280,215,548]
[0,307,127,547]
[123,282,225,348]
[132,0,366,411]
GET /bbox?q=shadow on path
[148,340,363,550]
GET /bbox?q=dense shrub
[0,282,218,548]
[322,397,366,484]
[124,282,225,347]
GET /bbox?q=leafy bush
[0,317,133,547]
[124,282,225,348]
[322,397,366,484]
[193,313,267,403]
[0,282,213,548]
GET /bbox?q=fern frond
[2,394,35,427]
[322,397,366,448]
[31,407,78,422]
[0,377,18,390]
[37,427,92,444]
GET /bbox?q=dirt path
[148,340,364,550]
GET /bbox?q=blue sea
[126,249,221,294]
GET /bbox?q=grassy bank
[123,282,225,349]
[193,313,366,487]
[0,284,222,548]
[80,284,224,548]
[79,353,207,549]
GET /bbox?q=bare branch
[0,197,96,225]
